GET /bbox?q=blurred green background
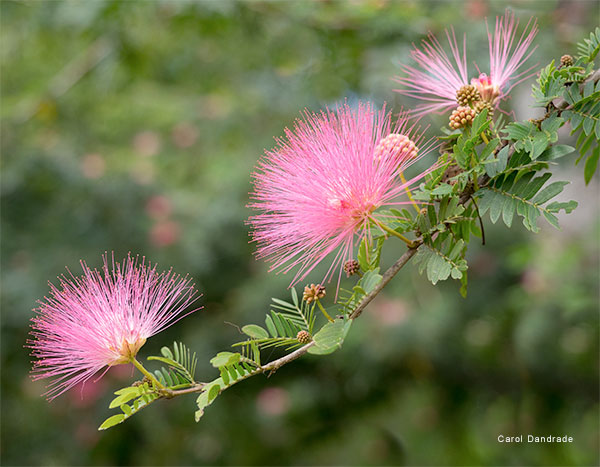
[1,1,598,465]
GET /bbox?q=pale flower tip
[111,336,147,365]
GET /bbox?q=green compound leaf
[532,61,567,106]
[476,171,575,232]
[147,341,198,385]
[108,386,143,409]
[415,235,467,286]
[502,121,555,160]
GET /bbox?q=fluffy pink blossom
[248,102,438,286]
[395,9,538,116]
[29,254,200,400]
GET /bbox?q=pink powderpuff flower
[395,9,538,116]
[248,101,438,287]
[28,253,200,400]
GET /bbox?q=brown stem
[165,243,422,399]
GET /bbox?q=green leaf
[108,387,143,409]
[542,210,560,229]
[271,297,294,309]
[503,121,534,141]
[414,237,466,286]
[195,380,223,422]
[546,200,578,213]
[148,341,197,384]
[172,341,180,362]
[160,346,174,360]
[428,253,452,284]
[290,287,299,307]
[242,324,269,339]
[270,312,288,336]
[308,320,352,355]
[584,146,599,184]
[520,173,551,200]
[532,181,568,205]
[210,352,240,368]
[540,144,575,160]
[358,270,382,295]
[265,315,277,337]
[479,138,500,161]
[541,115,563,137]
[501,196,516,228]
[489,192,503,224]
[471,108,490,135]
[160,368,173,386]
[430,184,453,196]
[529,133,550,160]
[208,383,221,402]
[98,414,125,431]
[357,237,369,271]
[483,145,510,177]
[357,236,384,271]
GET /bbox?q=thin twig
[168,243,422,398]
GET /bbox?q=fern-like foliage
[577,27,600,63]
[410,196,476,294]
[477,170,577,232]
[98,341,199,430]
[529,29,599,184]
[148,341,198,387]
[562,80,600,184]
[414,233,467,286]
[99,382,160,430]
[231,288,317,361]
[195,351,259,422]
